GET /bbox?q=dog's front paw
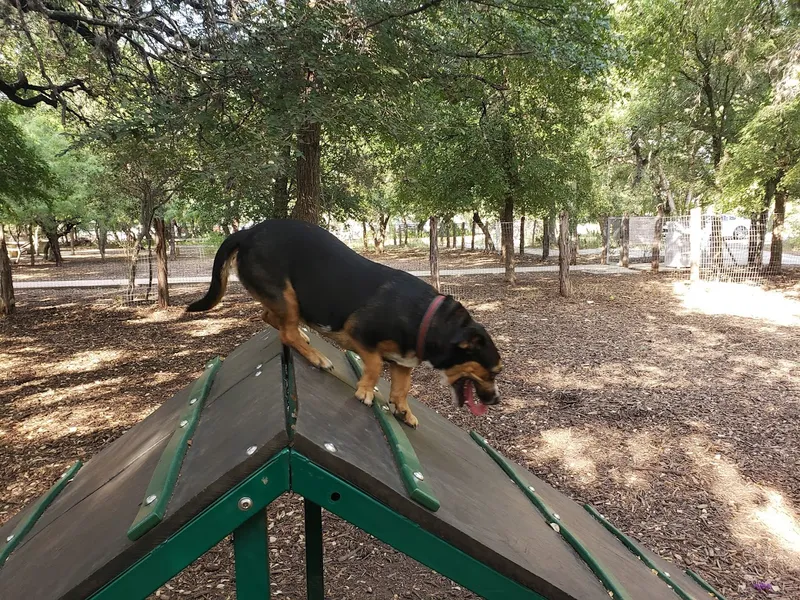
[312,354,333,371]
[397,410,419,428]
[355,386,374,407]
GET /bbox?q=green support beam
[128,357,223,541]
[584,504,702,600]
[234,510,271,600]
[471,432,633,600]
[685,570,727,600]
[291,452,547,600]
[344,351,440,512]
[0,461,82,568]
[91,450,290,600]
[304,499,325,600]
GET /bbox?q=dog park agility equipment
[0,328,727,600]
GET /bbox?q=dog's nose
[487,393,500,405]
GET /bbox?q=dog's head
[426,299,502,416]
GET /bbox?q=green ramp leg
[345,351,439,512]
[128,357,223,541]
[292,453,547,600]
[584,504,699,600]
[90,451,290,600]
[304,499,325,600]
[0,461,82,568]
[470,432,633,600]
[234,510,271,600]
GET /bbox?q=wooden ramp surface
[0,327,719,600]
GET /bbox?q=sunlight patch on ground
[14,377,126,410]
[526,362,690,392]
[468,300,502,312]
[672,281,800,326]
[179,317,242,338]
[51,349,125,375]
[683,435,800,569]
[531,428,604,485]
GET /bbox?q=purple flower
[752,581,774,592]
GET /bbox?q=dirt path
[1,273,799,599]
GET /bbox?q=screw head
[381,404,390,412]
[6,534,14,542]
[324,443,336,453]
[553,513,561,520]
[664,572,670,578]
[257,364,263,369]
[189,398,197,405]
[179,420,188,428]
[550,522,561,533]
[255,371,262,377]
[373,386,380,393]
[246,445,257,456]
[145,494,157,505]
[528,485,535,492]
[413,471,424,481]
[238,497,253,511]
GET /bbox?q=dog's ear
[454,325,485,349]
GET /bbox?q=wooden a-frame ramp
[0,328,727,600]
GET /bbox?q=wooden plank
[127,358,223,540]
[291,346,608,600]
[0,462,82,567]
[345,351,440,512]
[0,341,288,600]
[167,353,288,524]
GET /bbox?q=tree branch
[364,0,445,29]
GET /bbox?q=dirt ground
[2,271,799,600]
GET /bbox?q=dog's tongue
[464,381,487,416]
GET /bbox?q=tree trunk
[471,219,476,250]
[126,238,143,304]
[748,178,775,267]
[445,220,451,248]
[154,217,170,308]
[620,213,630,268]
[33,225,40,256]
[542,216,551,260]
[70,229,76,255]
[369,216,389,254]
[429,217,440,292]
[98,222,107,261]
[28,224,35,266]
[169,219,177,260]
[292,121,322,224]
[472,212,496,252]
[651,205,663,272]
[558,211,572,298]
[768,188,786,273]
[0,224,15,316]
[569,221,578,266]
[461,223,465,250]
[272,151,291,219]
[403,218,408,246]
[599,216,609,265]
[500,200,515,283]
[361,221,369,251]
[519,216,525,256]
[43,230,64,266]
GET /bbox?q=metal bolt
[381,404,390,412]
[257,364,263,369]
[255,371,262,377]
[664,572,670,578]
[189,398,197,405]
[6,534,14,542]
[246,445,258,456]
[550,522,561,533]
[528,485,535,492]
[145,494,157,505]
[238,497,253,511]
[179,420,188,428]
[324,443,337,453]
[373,386,380,393]
[413,471,424,481]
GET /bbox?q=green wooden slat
[685,569,727,600]
[584,504,700,600]
[344,351,440,512]
[470,432,633,600]
[127,357,223,541]
[91,450,290,600]
[0,461,82,568]
[234,510,271,600]
[291,452,547,600]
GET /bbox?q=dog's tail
[186,230,247,312]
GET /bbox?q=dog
[186,219,502,427]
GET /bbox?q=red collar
[417,295,446,361]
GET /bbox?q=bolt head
[528,485,535,492]
[145,494,157,505]
[324,443,336,453]
[255,371,262,377]
[246,445,258,456]
[238,497,253,511]
[373,386,380,393]
[189,398,197,405]
[553,513,561,520]
[381,404,390,412]
[6,534,14,542]
[413,471,424,481]
[257,364,263,369]
[179,420,188,428]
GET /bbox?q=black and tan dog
[186,219,502,427]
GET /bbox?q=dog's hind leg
[274,284,333,370]
[262,307,310,344]
[388,363,417,428]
